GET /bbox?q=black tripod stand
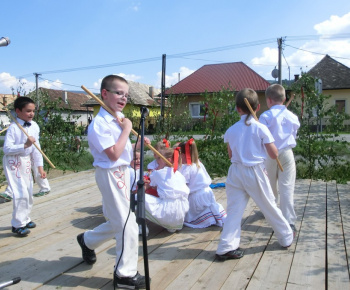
[131,106,150,290]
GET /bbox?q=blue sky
[1,0,350,95]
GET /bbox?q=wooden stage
[0,170,349,289]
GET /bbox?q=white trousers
[265,148,297,225]
[3,154,33,228]
[84,166,139,278]
[31,157,51,192]
[216,163,293,255]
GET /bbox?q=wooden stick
[243,98,284,172]
[285,94,295,108]
[81,85,173,167]
[5,109,56,168]
[0,127,9,134]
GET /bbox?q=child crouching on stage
[146,139,170,172]
[144,147,190,232]
[178,139,227,228]
[216,88,293,260]
[3,97,47,236]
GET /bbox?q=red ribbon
[173,147,181,172]
[162,138,170,148]
[185,138,194,165]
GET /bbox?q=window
[189,103,206,118]
[335,100,346,113]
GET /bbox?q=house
[0,94,17,127]
[165,62,271,118]
[82,80,161,131]
[306,55,350,117]
[28,88,94,126]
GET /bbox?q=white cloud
[251,12,350,80]
[314,12,350,35]
[130,2,141,11]
[93,73,143,89]
[0,73,63,95]
[157,66,195,88]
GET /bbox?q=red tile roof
[165,62,270,95]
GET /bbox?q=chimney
[294,74,300,81]
[3,96,7,106]
[62,91,68,104]
[149,86,154,98]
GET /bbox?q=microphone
[0,37,11,47]
[0,277,21,289]
[140,107,149,117]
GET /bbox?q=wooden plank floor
[0,171,349,289]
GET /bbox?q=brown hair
[179,139,199,168]
[100,75,128,95]
[265,84,286,103]
[160,147,182,168]
[235,88,259,126]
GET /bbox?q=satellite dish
[271,68,279,79]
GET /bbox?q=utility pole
[34,73,41,110]
[160,54,166,125]
[277,38,283,85]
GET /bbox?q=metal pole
[34,73,41,110]
[277,38,282,85]
[161,54,166,120]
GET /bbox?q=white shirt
[147,159,158,170]
[259,105,300,150]
[150,167,189,200]
[88,107,132,168]
[224,115,275,166]
[179,161,212,192]
[3,118,43,167]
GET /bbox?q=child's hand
[24,136,36,148]
[38,167,47,179]
[117,117,132,132]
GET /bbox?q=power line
[285,44,350,60]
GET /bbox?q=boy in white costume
[144,147,189,232]
[178,139,226,228]
[259,84,300,235]
[76,75,147,289]
[216,88,293,260]
[3,97,46,236]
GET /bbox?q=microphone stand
[136,106,150,290]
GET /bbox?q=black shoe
[77,233,96,265]
[12,226,30,236]
[290,224,297,238]
[113,271,146,289]
[216,248,244,260]
[26,221,36,228]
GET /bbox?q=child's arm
[265,142,278,159]
[227,143,232,159]
[104,117,132,161]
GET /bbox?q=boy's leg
[216,164,249,255]
[265,156,279,201]
[84,166,138,278]
[31,158,51,195]
[3,155,33,228]
[249,164,293,247]
[278,149,297,225]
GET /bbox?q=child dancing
[216,88,293,260]
[3,97,47,236]
[144,147,189,232]
[178,139,226,228]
